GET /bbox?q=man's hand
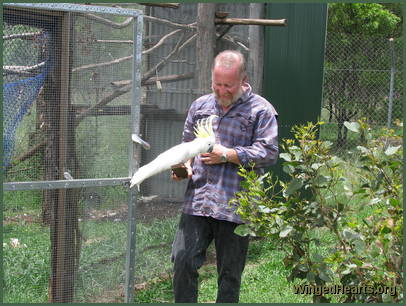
[200,144,227,165]
[171,162,193,181]
[200,144,241,165]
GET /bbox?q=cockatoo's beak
[207,143,214,153]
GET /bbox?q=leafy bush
[231,120,402,303]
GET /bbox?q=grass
[2,211,179,303]
[132,238,315,303]
[3,222,50,303]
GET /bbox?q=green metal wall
[263,3,327,180]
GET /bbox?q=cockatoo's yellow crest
[193,115,217,139]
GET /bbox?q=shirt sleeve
[182,100,199,143]
[234,108,278,168]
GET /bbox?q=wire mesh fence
[321,32,403,151]
[3,4,142,303]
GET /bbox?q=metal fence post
[386,38,396,129]
[125,12,143,303]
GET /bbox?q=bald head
[212,50,247,80]
[211,50,248,107]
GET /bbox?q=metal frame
[3,3,143,303]
[4,3,143,17]
[3,178,130,191]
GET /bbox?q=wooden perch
[215,17,287,26]
[139,3,179,9]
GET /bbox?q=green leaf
[353,240,365,252]
[279,153,292,161]
[342,268,352,275]
[234,224,252,237]
[384,145,401,156]
[279,225,293,238]
[313,253,324,263]
[380,225,391,234]
[344,121,360,133]
[389,198,400,208]
[318,270,332,282]
[285,178,303,196]
[311,163,323,170]
[258,205,271,214]
[283,164,295,175]
[275,215,284,227]
[306,271,316,282]
[297,264,309,272]
[342,228,361,241]
[356,145,369,154]
[314,175,329,186]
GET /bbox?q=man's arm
[200,109,278,168]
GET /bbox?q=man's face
[211,64,244,107]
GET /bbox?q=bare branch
[143,29,183,55]
[3,32,42,40]
[4,62,46,73]
[221,34,249,51]
[5,139,47,172]
[72,29,185,72]
[75,71,194,123]
[75,85,132,125]
[79,13,133,29]
[143,32,196,82]
[81,12,196,30]
[95,39,133,44]
[111,72,194,88]
[144,15,196,30]
[72,55,132,73]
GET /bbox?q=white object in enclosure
[130,115,217,188]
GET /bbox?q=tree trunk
[248,3,264,94]
[196,3,216,92]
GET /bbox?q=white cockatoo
[130,115,217,189]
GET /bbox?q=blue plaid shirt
[182,84,278,223]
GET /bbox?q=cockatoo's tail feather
[130,115,217,188]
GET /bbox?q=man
[171,50,278,303]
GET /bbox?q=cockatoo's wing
[129,115,217,188]
[130,142,196,188]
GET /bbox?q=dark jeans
[172,213,249,303]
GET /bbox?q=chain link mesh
[321,33,403,150]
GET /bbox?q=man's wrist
[221,148,228,163]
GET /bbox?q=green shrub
[231,120,402,303]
